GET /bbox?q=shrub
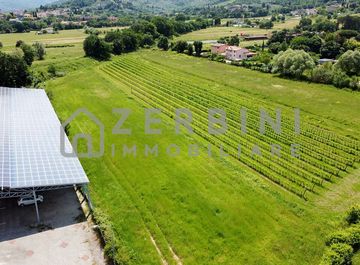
[157,36,169,50]
[343,39,360,51]
[346,205,360,225]
[0,52,32,87]
[32,42,46,60]
[193,41,203,56]
[112,39,124,55]
[254,51,272,64]
[321,243,353,265]
[332,70,351,88]
[259,19,273,29]
[228,35,240,46]
[187,43,194,55]
[15,40,24,48]
[320,41,341,59]
[93,208,137,264]
[120,30,139,52]
[48,64,57,77]
[271,49,315,79]
[268,42,287,54]
[83,34,111,61]
[20,44,35,66]
[172,40,188,53]
[326,225,360,248]
[140,34,154,47]
[335,50,360,76]
[349,76,360,91]
[311,64,334,84]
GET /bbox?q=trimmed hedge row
[93,208,137,265]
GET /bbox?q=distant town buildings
[291,8,318,16]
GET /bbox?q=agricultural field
[101,50,360,199]
[0,27,127,48]
[176,17,301,41]
[0,27,121,74]
[45,49,360,264]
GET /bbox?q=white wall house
[225,46,254,61]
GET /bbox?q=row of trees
[218,35,240,46]
[260,14,360,90]
[268,15,360,57]
[272,49,360,90]
[0,20,49,34]
[0,52,32,87]
[0,40,46,65]
[0,40,48,88]
[170,40,203,56]
[83,17,211,60]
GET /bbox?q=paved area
[0,189,106,265]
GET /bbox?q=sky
[0,0,56,11]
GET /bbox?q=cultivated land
[0,27,127,48]
[176,17,301,41]
[44,49,360,264]
[2,24,360,264]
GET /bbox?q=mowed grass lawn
[46,49,360,265]
[176,17,301,41]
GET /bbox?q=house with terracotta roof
[211,43,228,55]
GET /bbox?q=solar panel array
[0,87,89,189]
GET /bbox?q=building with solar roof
[0,87,89,222]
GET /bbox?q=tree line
[0,41,46,87]
[222,14,360,91]
[83,17,211,60]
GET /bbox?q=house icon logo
[60,108,105,158]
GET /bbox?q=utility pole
[33,189,40,224]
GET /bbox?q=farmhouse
[225,46,256,61]
[211,43,228,55]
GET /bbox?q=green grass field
[2,24,359,264]
[44,49,360,264]
[0,27,127,48]
[176,17,301,41]
[0,27,126,73]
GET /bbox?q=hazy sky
[0,0,56,11]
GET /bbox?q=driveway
[0,189,106,265]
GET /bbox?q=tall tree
[33,42,46,60]
[0,52,31,87]
[272,49,315,79]
[157,36,169,50]
[20,44,35,66]
[83,34,111,61]
[193,41,203,56]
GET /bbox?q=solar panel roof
[0,87,89,190]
